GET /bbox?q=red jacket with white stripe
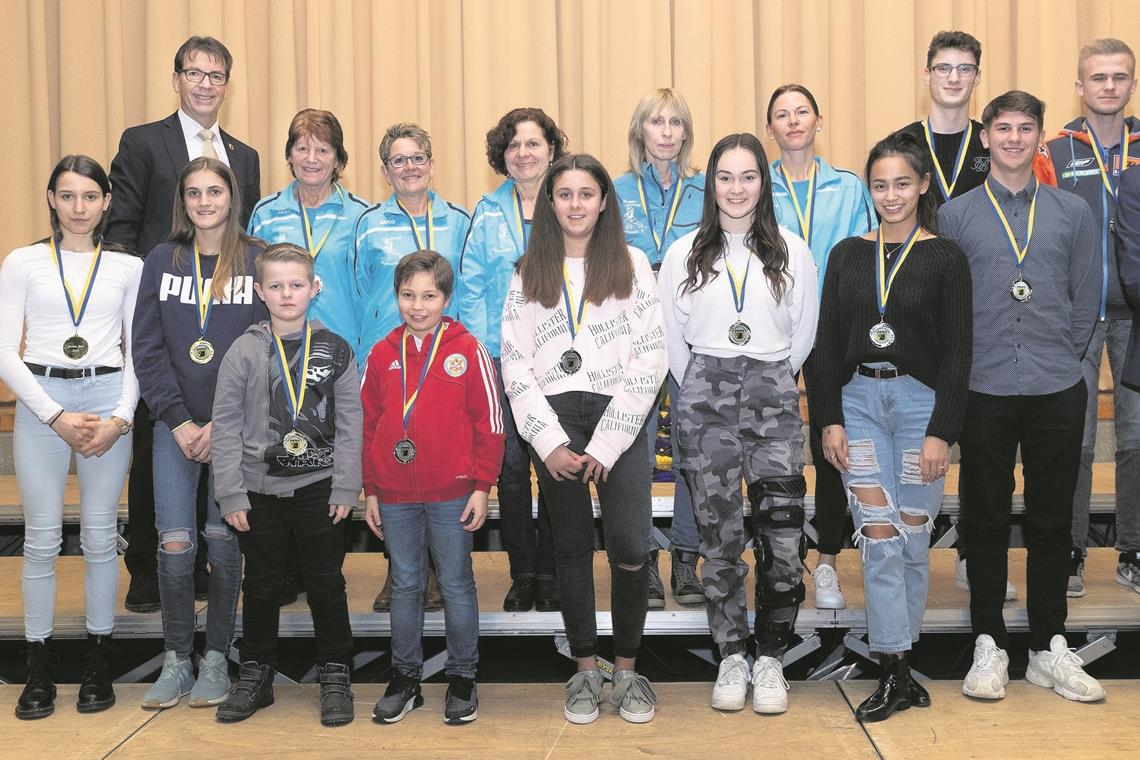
[361,317,505,504]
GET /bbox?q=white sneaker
[751,656,788,714]
[812,564,846,610]
[710,653,750,711]
[955,557,1017,601]
[1026,635,1106,702]
[962,634,1010,700]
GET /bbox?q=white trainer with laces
[1026,635,1106,702]
[710,653,750,711]
[751,656,788,714]
[812,564,846,610]
[962,634,1009,700]
[955,557,1017,601]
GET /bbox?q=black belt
[857,364,906,380]
[25,363,122,380]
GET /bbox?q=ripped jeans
[840,369,944,653]
[153,422,241,658]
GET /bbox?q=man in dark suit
[108,35,261,611]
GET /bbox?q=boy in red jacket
[362,250,504,725]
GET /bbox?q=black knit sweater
[808,235,973,444]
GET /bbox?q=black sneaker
[125,574,160,613]
[503,576,536,612]
[647,550,665,609]
[443,675,478,725]
[534,575,560,612]
[372,671,423,724]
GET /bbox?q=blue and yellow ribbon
[636,171,683,257]
[722,252,752,316]
[191,241,215,339]
[779,160,818,246]
[1085,122,1130,198]
[923,119,973,201]
[48,236,102,332]
[875,225,921,318]
[401,321,447,430]
[396,197,435,250]
[983,179,1038,272]
[298,185,344,258]
[273,321,312,426]
[561,265,589,341]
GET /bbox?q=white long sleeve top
[500,246,668,469]
[0,241,142,423]
[657,228,818,382]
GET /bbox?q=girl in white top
[0,155,142,720]
[658,133,817,716]
[500,154,667,725]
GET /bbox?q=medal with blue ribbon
[723,251,752,345]
[274,322,312,456]
[779,160,818,247]
[396,197,435,251]
[396,321,447,463]
[188,241,216,364]
[984,179,1038,303]
[636,170,683,259]
[870,224,921,348]
[48,236,102,360]
[923,119,973,201]
[559,265,588,374]
[512,189,530,248]
[1085,121,1130,198]
[298,185,345,259]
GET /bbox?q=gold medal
[62,335,89,360]
[283,429,308,456]
[189,339,215,364]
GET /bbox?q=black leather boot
[216,662,275,723]
[908,676,931,708]
[77,634,116,713]
[318,662,355,727]
[856,652,913,723]
[15,640,57,720]
[15,642,57,720]
[503,575,536,612]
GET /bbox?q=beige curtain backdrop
[1,0,1138,399]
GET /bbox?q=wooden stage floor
[1,680,1136,759]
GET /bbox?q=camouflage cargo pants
[676,353,806,658]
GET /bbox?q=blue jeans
[1077,318,1140,552]
[16,373,132,641]
[840,370,944,653]
[153,421,241,657]
[380,496,479,678]
[645,373,699,553]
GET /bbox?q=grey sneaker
[647,551,665,609]
[563,670,604,724]
[443,675,478,725]
[1117,552,1140,593]
[141,651,194,709]
[611,670,657,724]
[190,650,231,706]
[1066,550,1086,598]
[670,549,704,605]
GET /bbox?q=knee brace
[755,580,806,609]
[754,506,806,530]
[747,474,807,506]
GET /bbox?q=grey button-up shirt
[939,176,1099,396]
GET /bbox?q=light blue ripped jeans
[840,368,945,653]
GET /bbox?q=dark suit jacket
[106,111,261,258]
